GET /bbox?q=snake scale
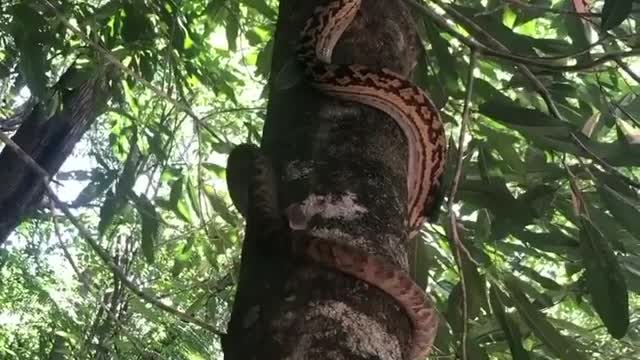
[228,0,445,358]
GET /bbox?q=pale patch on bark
[320,192,368,219]
[309,227,350,240]
[309,227,367,248]
[287,192,368,230]
[286,300,401,360]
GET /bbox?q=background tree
[1,0,640,359]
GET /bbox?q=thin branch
[405,1,640,78]
[49,201,163,359]
[39,0,225,144]
[447,51,478,360]
[0,131,224,335]
[612,99,640,128]
[0,131,52,180]
[509,49,640,73]
[502,0,602,17]
[201,106,267,120]
[489,49,640,73]
[48,183,224,335]
[432,0,565,119]
[615,58,640,84]
[569,133,640,189]
[447,52,481,266]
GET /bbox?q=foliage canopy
[1,0,640,359]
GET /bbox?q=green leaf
[0,248,9,270]
[563,2,590,54]
[17,43,48,99]
[513,229,579,256]
[170,175,185,207]
[147,131,167,162]
[134,195,160,264]
[598,184,640,239]
[587,203,634,252]
[490,286,531,360]
[203,162,226,177]
[186,178,202,220]
[478,143,506,184]
[479,126,525,176]
[242,0,277,20]
[409,241,436,289]
[593,168,639,200]
[122,4,155,43]
[98,190,124,236]
[205,0,226,20]
[414,52,447,110]
[504,277,587,360]
[451,4,570,56]
[91,0,122,23]
[423,21,458,93]
[225,6,240,51]
[71,170,117,207]
[245,30,263,46]
[446,254,485,332]
[474,208,492,243]
[579,216,629,338]
[601,0,633,31]
[256,38,274,78]
[473,79,513,105]
[619,255,640,293]
[462,338,490,360]
[478,101,573,137]
[115,138,140,198]
[169,176,192,223]
[139,54,155,82]
[507,274,553,308]
[10,4,50,99]
[205,186,239,226]
[515,265,562,291]
[171,237,195,277]
[512,0,550,26]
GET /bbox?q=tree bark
[223,0,431,359]
[0,65,117,243]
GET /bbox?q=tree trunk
[0,65,116,243]
[224,0,437,359]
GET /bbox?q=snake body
[298,0,447,237]
[291,234,438,359]
[293,0,445,358]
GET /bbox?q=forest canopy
[1,0,640,359]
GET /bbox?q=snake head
[226,144,260,218]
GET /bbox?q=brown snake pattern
[291,234,438,360]
[298,0,447,236]
[291,0,444,358]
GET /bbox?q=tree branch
[448,51,479,360]
[40,0,226,144]
[0,131,224,336]
[405,1,640,92]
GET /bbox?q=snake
[290,0,446,358]
[297,0,447,238]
